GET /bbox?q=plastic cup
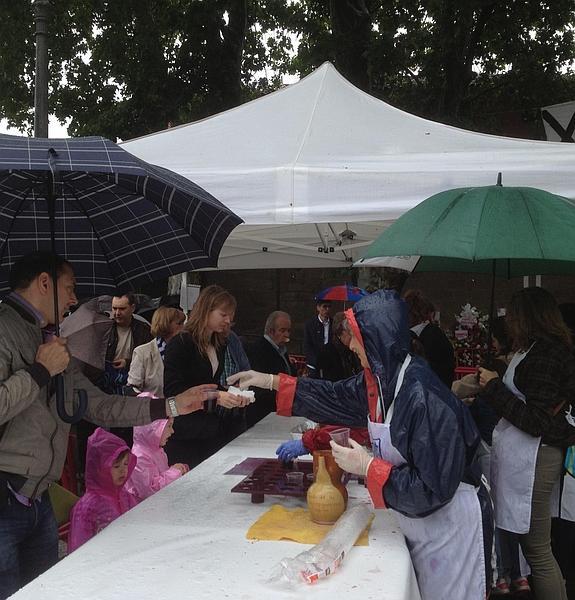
[329,427,350,447]
[285,471,304,487]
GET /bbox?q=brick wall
[196,267,575,355]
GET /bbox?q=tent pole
[486,259,496,363]
[275,269,281,310]
[350,265,359,287]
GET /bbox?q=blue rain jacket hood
[350,289,410,400]
[289,289,482,518]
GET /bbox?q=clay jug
[307,455,346,525]
[312,449,348,507]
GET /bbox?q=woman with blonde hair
[127,306,186,397]
[163,285,248,467]
[479,287,575,600]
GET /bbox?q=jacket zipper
[30,386,58,499]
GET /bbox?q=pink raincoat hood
[85,427,136,496]
[69,428,138,552]
[133,419,167,452]
[128,419,182,501]
[132,420,170,471]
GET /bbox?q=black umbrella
[60,298,113,371]
[0,134,242,422]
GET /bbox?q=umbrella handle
[55,375,88,424]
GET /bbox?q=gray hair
[264,310,291,334]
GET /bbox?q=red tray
[230,458,313,503]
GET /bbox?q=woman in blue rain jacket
[229,290,492,600]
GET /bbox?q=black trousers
[165,412,247,469]
[552,517,575,600]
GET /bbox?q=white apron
[368,355,486,600]
[490,346,541,533]
[551,473,575,522]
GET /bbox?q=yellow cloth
[246,504,372,546]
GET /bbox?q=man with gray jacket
[0,252,241,599]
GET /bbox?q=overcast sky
[0,115,69,138]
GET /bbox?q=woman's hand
[276,439,308,462]
[478,367,499,388]
[216,390,251,409]
[330,439,373,477]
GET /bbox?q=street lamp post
[34,0,50,138]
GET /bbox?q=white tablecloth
[12,415,421,599]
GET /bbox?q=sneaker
[491,578,511,595]
[511,577,531,593]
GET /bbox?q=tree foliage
[1,0,575,140]
[288,0,575,132]
[0,0,295,139]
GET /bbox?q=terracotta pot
[307,455,346,525]
[312,449,348,506]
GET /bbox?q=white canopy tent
[123,62,575,269]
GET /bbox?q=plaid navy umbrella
[0,134,242,422]
[0,134,242,296]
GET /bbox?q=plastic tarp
[122,62,575,269]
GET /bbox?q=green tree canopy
[2,0,575,140]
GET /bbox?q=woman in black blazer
[163,285,246,467]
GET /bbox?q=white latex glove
[330,439,373,477]
[226,370,272,390]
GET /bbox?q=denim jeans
[0,491,58,600]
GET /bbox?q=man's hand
[112,358,127,370]
[216,391,251,409]
[173,384,219,415]
[478,367,499,388]
[35,338,70,376]
[330,439,373,477]
[226,370,272,390]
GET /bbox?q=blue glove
[276,439,307,462]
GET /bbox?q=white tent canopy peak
[123,62,575,269]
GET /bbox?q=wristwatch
[167,396,179,418]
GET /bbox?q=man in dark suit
[245,311,295,427]
[303,299,332,377]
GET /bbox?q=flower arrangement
[451,303,489,367]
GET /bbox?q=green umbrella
[356,182,575,355]
[358,184,575,274]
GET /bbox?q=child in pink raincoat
[127,418,189,502]
[68,428,138,552]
